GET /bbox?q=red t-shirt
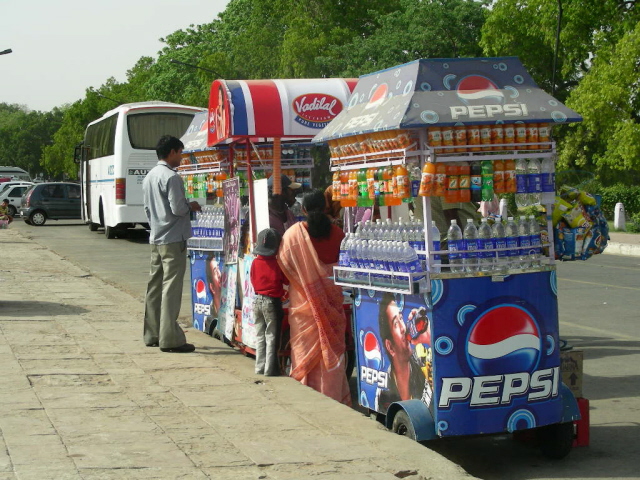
[306,223,345,265]
[250,255,288,298]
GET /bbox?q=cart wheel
[537,422,574,459]
[391,410,417,441]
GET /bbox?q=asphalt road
[10,219,640,480]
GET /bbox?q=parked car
[20,182,82,226]
[0,181,34,195]
[0,184,32,216]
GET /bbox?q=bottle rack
[187,237,224,252]
[333,267,428,295]
[331,127,558,292]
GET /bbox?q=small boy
[0,199,13,224]
[250,228,288,376]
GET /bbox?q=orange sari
[278,222,351,405]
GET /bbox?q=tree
[559,21,640,184]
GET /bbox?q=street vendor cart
[178,78,356,359]
[312,57,583,458]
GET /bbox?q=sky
[0,0,230,112]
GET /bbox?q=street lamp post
[0,48,13,56]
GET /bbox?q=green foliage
[626,211,640,233]
[590,184,640,220]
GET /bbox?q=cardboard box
[560,349,583,398]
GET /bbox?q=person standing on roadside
[142,135,201,353]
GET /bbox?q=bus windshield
[127,113,194,150]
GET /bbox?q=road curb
[603,241,640,257]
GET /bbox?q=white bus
[77,102,204,238]
[0,166,31,182]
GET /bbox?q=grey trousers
[143,241,188,349]
[253,294,283,375]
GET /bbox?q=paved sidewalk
[0,229,475,480]
[605,231,640,257]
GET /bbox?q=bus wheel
[89,222,100,232]
[104,225,118,239]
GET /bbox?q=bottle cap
[451,219,457,224]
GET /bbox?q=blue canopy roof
[313,57,582,143]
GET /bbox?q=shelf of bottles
[234,143,315,171]
[187,204,225,252]
[331,122,560,290]
[178,149,229,176]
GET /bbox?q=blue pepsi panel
[189,250,224,332]
[431,271,562,437]
[353,289,435,416]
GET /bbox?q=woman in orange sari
[278,190,351,405]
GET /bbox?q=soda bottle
[447,219,464,273]
[518,215,531,269]
[504,159,516,193]
[527,123,539,150]
[434,163,447,197]
[478,218,494,273]
[430,220,441,273]
[515,158,529,207]
[340,170,349,204]
[491,124,504,150]
[503,124,515,149]
[428,127,442,153]
[529,215,542,267]
[395,164,410,201]
[418,162,435,196]
[410,163,422,197]
[492,217,508,274]
[463,218,479,273]
[538,123,551,149]
[459,162,471,202]
[366,167,376,200]
[454,125,467,153]
[377,167,386,206]
[386,166,401,206]
[515,122,527,150]
[527,158,542,205]
[481,160,494,202]
[406,306,429,341]
[493,160,505,194]
[540,156,555,204]
[505,217,520,269]
[470,163,482,202]
[441,126,454,153]
[445,163,459,203]
[373,168,381,202]
[357,168,368,206]
[480,125,492,151]
[332,170,340,201]
[467,125,481,152]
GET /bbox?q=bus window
[127,113,194,150]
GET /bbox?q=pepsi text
[450,103,529,120]
[361,366,388,388]
[438,366,560,408]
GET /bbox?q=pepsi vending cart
[179,79,357,352]
[314,57,582,458]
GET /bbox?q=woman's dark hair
[303,189,332,239]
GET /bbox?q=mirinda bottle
[458,162,471,202]
[366,168,376,200]
[445,163,460,203]
[419,162,436,197]
[493,160,505,194]
[332,171,340,201]
[504,159,516,193]
[216,171,227,197]
[386,166,401,206]
[434,163,447,197]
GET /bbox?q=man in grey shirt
[142,135,201,352]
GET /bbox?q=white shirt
[142,161,191,245]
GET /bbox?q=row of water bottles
[191,204,225,238]
[447,216,542,274]
[515,157,555,207]
[338,234,425,283]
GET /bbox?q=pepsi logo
[362,330,383,370]
[293,94,342,123]
[365,84,388,110]
[456,75,504,104]
[466,305,541,376]
[194,278,207,301]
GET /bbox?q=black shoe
[160,343,195,353]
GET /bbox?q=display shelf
[330,145,421,171]
[187,237,223,251]
[333,267,428,295]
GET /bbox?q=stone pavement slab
[0,228,476,480]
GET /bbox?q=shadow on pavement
[0,300,88,317]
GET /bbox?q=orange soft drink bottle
[493,160,505,194]
[434,163,447,197]
[445,163,459,203]
[458,162,471,202]
[504,159,516,193]
[419,162,436,196]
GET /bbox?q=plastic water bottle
[348,233,360,269]
[515,158,529,207]
[447,219,464,273]
[505,217,520,269]
[463,219,479,273]
[402,242,424,279]
[492,218,508,274]
[540,156,555,205]
[338,233,351,267]
[478,218,494,273]
[518,216,531,269]
[527,158,542,205]
[431,221,441,273]
[529,215,542,267]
